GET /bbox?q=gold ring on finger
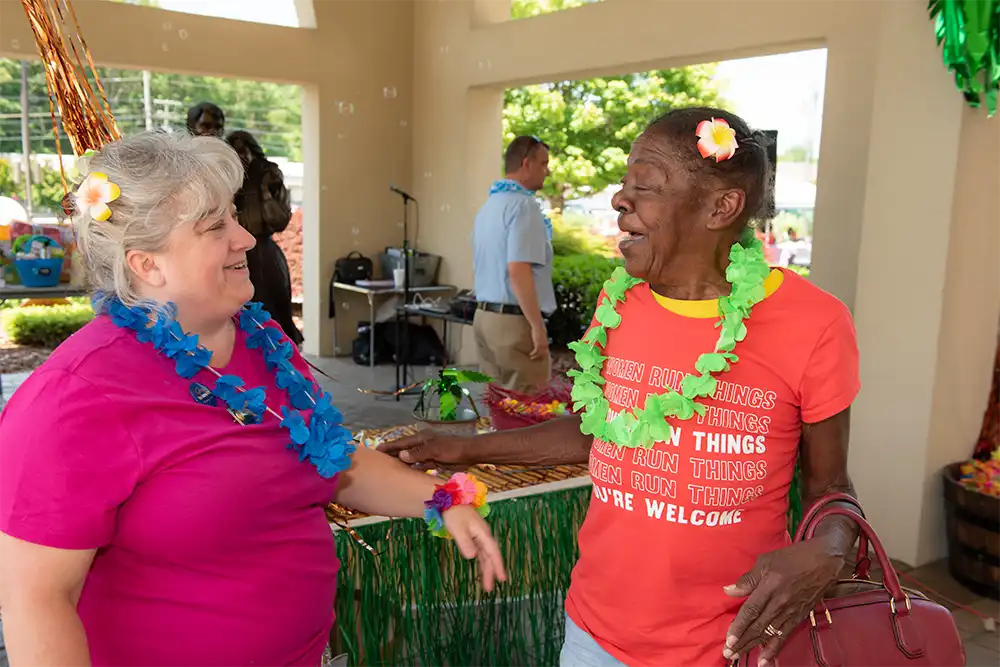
[764,624,783,638]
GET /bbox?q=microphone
[389,184,414,201]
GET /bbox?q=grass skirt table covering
[328,423,591,666]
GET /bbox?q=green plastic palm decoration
[415,369,492,421]
[788,462,803,536]
[928,0,1000,116]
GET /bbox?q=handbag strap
[802,506,909,605]
[794,492,872,579]
[793,492,864,540]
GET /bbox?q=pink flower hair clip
[696,118,739,163]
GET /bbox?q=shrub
[2,303,94,347]
[550,211,612,258]
[549,253,623,347]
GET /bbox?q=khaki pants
[473,310,551,393]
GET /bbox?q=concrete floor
[305,355,467,429]
[894,559,1000,666]
[1,359,998,665]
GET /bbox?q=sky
[716,49,828,159]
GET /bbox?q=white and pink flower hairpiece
[696,117,739,163]
[74,171,120,222]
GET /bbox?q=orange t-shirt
[565,269,860,667]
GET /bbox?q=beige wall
[2,0,996,565]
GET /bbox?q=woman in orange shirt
[382,107,861,667]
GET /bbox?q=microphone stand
[390,188,415,398]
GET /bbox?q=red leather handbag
[739,495,965,666]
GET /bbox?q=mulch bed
[0,320,53,375]
[0,344,53,374]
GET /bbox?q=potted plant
[413,368,492,436]
[942,335,999,599]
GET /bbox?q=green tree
[504,66,726,210]
[0,158,16,196]
[511,0,597,19]
[31,165,68,214]
[780,145,812,162]
[0,58,301,160]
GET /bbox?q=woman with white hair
[0,132,505,666]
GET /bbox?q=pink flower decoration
[450,472,479,504]
[696,118,739,163]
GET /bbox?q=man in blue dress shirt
[472,136,556,393]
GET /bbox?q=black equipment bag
[334,251,373,285]
[351,321,446,367]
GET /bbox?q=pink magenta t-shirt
[0,315,341,666]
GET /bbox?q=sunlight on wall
[510,0,602,20]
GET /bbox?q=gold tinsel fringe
[20,0,121,196]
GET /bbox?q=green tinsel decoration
[787,462,803,536]
[333,486,592,666]
[928,0,1000,116]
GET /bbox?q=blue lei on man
[489,179,553,241]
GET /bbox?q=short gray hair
[72,131,244,307]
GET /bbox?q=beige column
[303,1,415,358]
[849,0,1000,566]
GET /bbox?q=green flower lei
[568,232,771,449]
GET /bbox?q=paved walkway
[897,560,999,666]
[305,355,468,429]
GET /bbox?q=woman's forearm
[805,494,861,560]
[334,447,437,518]
[462,415,592,466]
[3,598,90,667]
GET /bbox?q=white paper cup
[393,267,406,288]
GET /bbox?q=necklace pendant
[189,382,217,407]
[228,407,258,426]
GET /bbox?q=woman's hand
[722,537,844,666]
[442,505,508,592]
[377,431,474,466]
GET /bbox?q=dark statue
[187,102,225,138]
[226,130,303,346]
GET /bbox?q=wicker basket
[942,462,1000,599]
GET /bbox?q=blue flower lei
[489,178,553,241]
[100,296,356,479]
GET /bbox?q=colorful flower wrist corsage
[423,472,490,539]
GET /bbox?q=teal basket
[14,235,64,288]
